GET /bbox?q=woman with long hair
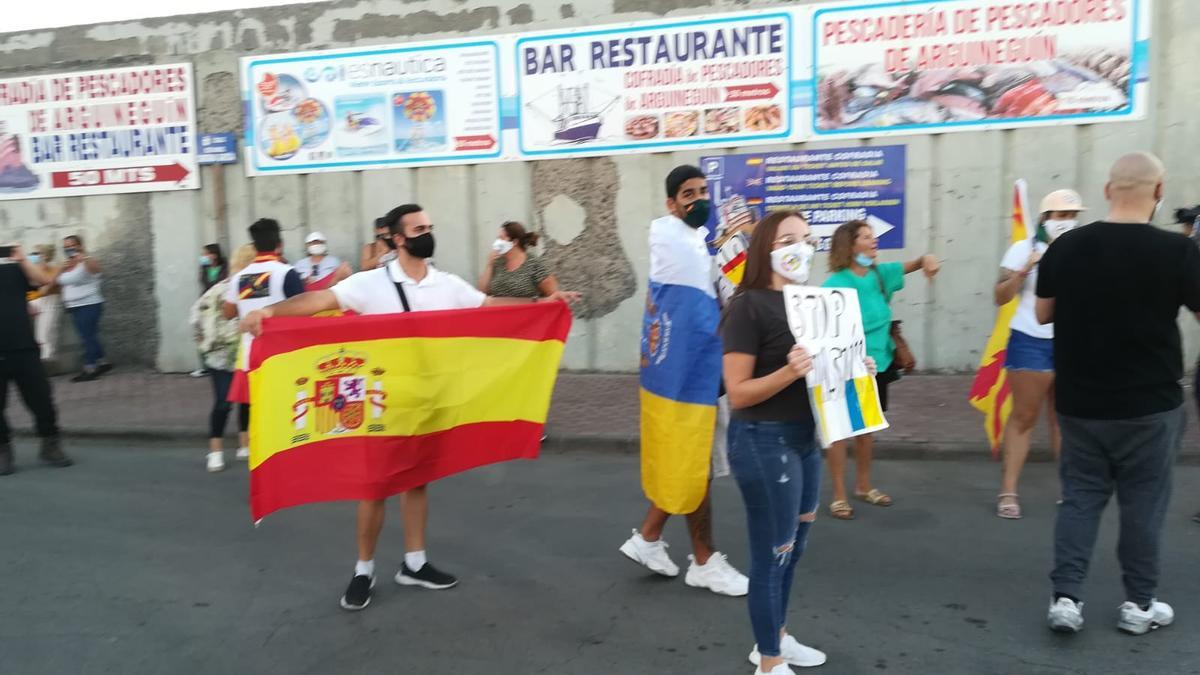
[821,221,939,520]
[199,243,228,293]
[722,210,874,673]
[190,244,255,472]
[477,221,561,298]
[994,189,1085,518]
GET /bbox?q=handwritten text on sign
[784,285,887,445]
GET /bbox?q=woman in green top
[821,220,940,520]
[477,221,561,299]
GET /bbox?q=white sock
[405,550,427,570]
[355,559,374,578]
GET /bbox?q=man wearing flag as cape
[618,165,748,597]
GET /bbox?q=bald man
[1035,152,1200,636]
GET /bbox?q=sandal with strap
[997,493,1021,520]
[854,488,893,507]
[829,500,855,520]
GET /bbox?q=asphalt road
[1,440,1198,675]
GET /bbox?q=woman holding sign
[822,221,939,520]
[993,190,1085,519]
[722,210,874,674]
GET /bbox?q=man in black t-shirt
[0,244,72,475]
[1035,152,1200,636]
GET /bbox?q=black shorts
[877,365,901,412]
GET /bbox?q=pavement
[7,370,1200,460]
[1,440,1198,674]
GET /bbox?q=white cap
[304,231,326,244]
[1040,189,1087,214]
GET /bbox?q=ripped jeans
[727,419,821,657]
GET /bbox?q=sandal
[829,500,855,520]
[854,489,893,507]
[997,493,1021,520]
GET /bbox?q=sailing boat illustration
[526,84,619,145]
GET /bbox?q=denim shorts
[1005,329,1054,372]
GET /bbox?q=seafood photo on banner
[816,51,1131,130]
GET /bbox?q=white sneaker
[206,451,225,473]
[236,447,250,460]
[1118,600,1174,635]
[749,635,828,668]
[618,529,679,577]
[755,663,797,675]
[685,552,749,597]
[1047,597,1084,633]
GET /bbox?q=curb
[16,428,1200,464]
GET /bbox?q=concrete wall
[2,0,1198,373]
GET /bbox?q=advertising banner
[784,285,889,447]
[0,63,198,200]
[515,10,796,159]
[702,145,906,251]
[242,38,505,175]
[813,0,1147,136]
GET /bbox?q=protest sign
[784,284,888,446]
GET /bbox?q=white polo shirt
[331,260,486,315]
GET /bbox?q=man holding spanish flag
[619,165,748,597]
[240,203,579,612]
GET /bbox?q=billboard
[0,64,198,200]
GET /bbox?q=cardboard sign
[783,284,888,446]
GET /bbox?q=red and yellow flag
[246,303,571,521]
[969,180,1029,457]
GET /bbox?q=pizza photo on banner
[813,0,1148,135]
[784,285,888,447]
[245,303,571,522]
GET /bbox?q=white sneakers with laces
[1118,600,1174,635]
[619,530,679,577]
[1047,597,1085,633]
[749,634,828,668]
[206,451,225,473]
[755,663,797,675]
[685,552,749,597]
[236,447,250,461]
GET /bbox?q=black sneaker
[39,438,73,468]
[395,562,458,590]
[71,369,99,382]
[96,362,113,375]
[339,574,374,611]
[1193,512,1200,525]
[0,443,13,476]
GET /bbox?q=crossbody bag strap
[386,268,411,312]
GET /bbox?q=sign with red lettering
[0,63,198,200]
[812,0,1149,136]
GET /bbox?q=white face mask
[492,239,514,255]
[307,243,327,256]
[770,241,816,284]
[1045,219,1079,241]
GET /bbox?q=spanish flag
[246,303,571,521]
[969,180,1029,457]
[640,226,722,515]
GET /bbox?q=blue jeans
[727,420,821,657]
[67,303,105,368]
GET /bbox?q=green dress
[822,262,905,372]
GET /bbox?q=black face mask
[404,232,435,259]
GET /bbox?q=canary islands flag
[640,229,722,515]
[246,303,571,522]
[969,180,1030,456]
